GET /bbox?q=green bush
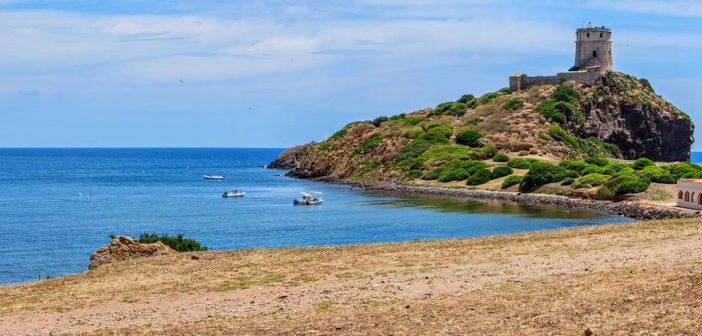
[138,232,207,252]
[457,94,475,103]
[664,162,702,179]
[639,78,654,93]
[507,158,537,169]
[548,125,577,148]
[403,126,424,139]
[389,113,405,121]
[599,175,650,195]
[632,158,655,170]
[493,153,509,162]
[418,145,470,163]
[581,165,605,175]
[467,168,492,185]
[536,84,581,125]
[372,116,388,127]
[498,87,512,94]
[561,177,575,186]
[558,159,588,175]
[455,130,482,147]
[502,175,523,189]
[405,169,423,179]
[353,133,383,155]
[585,157,610,167]
[402,116,424,125]
[491,165,513,178]
[572,173,609,188]
[502,98,524,111]
[434,102,467,116]
[639,165,675,184]
[481,145,497,158]
[477,92,500,104]
[519,162,568,192]
[396,141,433,169]
[423,159,489,181]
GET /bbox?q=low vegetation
[138,232,208,252]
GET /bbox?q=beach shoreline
[309,176,694,220]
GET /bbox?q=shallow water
[0,148,635,284]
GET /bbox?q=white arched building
[676,179,702,210]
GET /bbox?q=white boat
[294,192,324,205]
[203,175,225,180]
[223,190,246,198]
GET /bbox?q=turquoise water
[0,148,634,284]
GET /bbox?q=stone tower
[574,24,612,73]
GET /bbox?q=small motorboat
[223,190,246,198]
[203,175,225,180]
[294,192,324,206]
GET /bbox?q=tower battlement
[509,24,613,91]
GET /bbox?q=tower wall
[575,27,612,72]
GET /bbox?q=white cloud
[585,0,702,17]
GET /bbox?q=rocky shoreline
[311,176,693,220]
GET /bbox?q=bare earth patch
[1,218,701,335]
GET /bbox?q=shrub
[477,92,500,104]
[502,98,524,111]
[498,87,512,94]
[491,166,513,178]
[455,130,482,147]
[389,113,406,121]
[418,145,470,163]
[585,157,610,167]
[372,116,389,127]
[572,173,609,188]
[423,159,488,181]
[581,165,605,175]
[558,159,588,175]
[519,162,568,192]
[138,232,207,252]
[599,175,650,195]
[396,141,433,168]
[548,125,577,148]
[639,166,675,184]
[457,94,475,103]
[434,102,467,116]
[481,145,497,158]
[493,153,509,162]
[359,159,381,174]
[536,84,581,125]
[353,133,383,155]
[405,170,423,179]
[561,177,575,186]
[502,175,523,189]
[632,158,655,170]
[402,116,424,125]
[403,126,424,139]
[467,168,492,185]
[507,158,535,169]
[664,162,702,179]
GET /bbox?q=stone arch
[692,192,696,203]
[698,193,702,204]
[679,190,684,199]
[685,191,690,202]
[593,50,598,58]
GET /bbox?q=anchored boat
[222,190,246,198]
[203,175,225,180]
[294,192,324,206]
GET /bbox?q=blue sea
[3,148,680,285]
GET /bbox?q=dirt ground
[1,218,701,335]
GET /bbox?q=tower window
[587,33,590,38]
[593,50,597,58]
[600,32,603,38]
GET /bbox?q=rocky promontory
[89,236,175,269]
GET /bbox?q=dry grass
[1,217,702,335]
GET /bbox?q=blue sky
[0,0,701,148]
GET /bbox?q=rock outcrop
[267,142,317,170]
[575,73,694,161]
[89,236,175,270]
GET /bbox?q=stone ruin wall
[509,71,600,91]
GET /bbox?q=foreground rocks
[89,236,175,269]
[314,177,693,220]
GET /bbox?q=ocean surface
[0,148,667,285]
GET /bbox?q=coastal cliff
[271,72,694,187]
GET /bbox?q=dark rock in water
[89,236,175,270]
[267,142,317,170]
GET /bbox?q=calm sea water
[0,148,644,284]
